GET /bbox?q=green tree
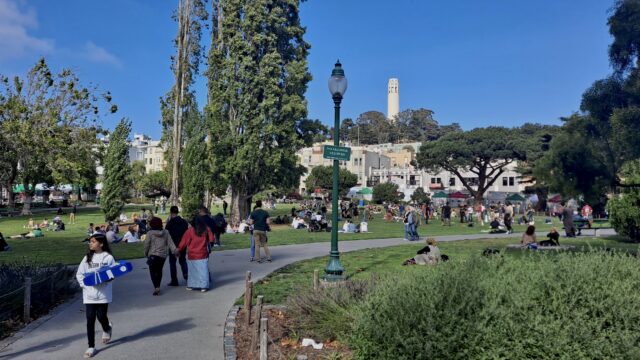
[0,58,116,214]
[373,182,401,204]
[354,111,393,145]
[161,0,208,206]
[206,0,313,223]
[181,111,208,217]
[304,165,358,197]
[607,160,640,241]
[101,119,131,221]
[140,170,170,196]
[417,127,530,203]
[129,161,147,198]
[410,187,430,205]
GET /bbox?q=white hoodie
[76,252,116,304]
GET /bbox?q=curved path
[0,230,614,360]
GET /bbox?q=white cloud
[83,41,123,69]
[0,0,54,60]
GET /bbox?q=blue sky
[0,0,614,138]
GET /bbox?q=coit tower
[387,78,399,121]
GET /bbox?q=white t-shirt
[76,252,116,304]
[123,232,139,243]
[238,223,249,233]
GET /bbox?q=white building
[129,133,166,173]
[387,78,399,121]
[296,141,391,194]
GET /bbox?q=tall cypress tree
[206,0,311,223]
[101,119,131,221]
[181,111,208,219]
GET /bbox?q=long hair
[86,233,111,263]
[525,225,536,236]
[194,215,208,237]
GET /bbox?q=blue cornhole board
[83,261,133,286]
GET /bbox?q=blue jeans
[410,224,419,240]
[404,224,410,240]
[249,234,255,259]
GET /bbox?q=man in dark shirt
[249,200,272,262]
[198,206,218,241]
[165,206,189,286]
[223,200,228,215]
[442,203,452,226]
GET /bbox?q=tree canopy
[101,119,131,221]
[0,58,116,214]
[206,0,315,223]
[373,182,401,204]
[304,165,358,197]
[417,126,538,203]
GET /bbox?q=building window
[449,178,456,186]
[409,175,417,186]
[509,177,515,186]
[431,177,441,184]
[502,177,508,186]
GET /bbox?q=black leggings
[86,303,111,348]
[148,255,166,288]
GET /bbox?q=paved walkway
[0,230,615,360]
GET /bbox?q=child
[75,234,115,358]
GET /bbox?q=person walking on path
[144,217,177,296]
[212,212,227,247]
[176,216,215,292]
[249,200,272,263]
[223,200,228,215]
[165,206,189,286]
[70,204,77,224]
[75,234,115,358]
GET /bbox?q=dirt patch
[234,307,352,360]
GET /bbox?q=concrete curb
[224,305,240,360]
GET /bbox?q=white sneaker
[102,322,112,344]
[84,347,96,358]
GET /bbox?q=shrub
[349,253,640,360]
[608,191,640,241]
[287,277,378,341]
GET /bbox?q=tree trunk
[21,181,33,215]
[230,188,252,225]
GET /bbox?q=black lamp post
[325,60,347,281]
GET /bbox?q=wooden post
[259,317,268,360]
[244,271,252,314]
[244,279,253,327]
[23,277,31,322]
[251,295,264,353]
[313,269,319,290]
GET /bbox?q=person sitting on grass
[123,225,139,243]
[539,227,560,247]
[25,226,44,238]
[489,217,507,234]
[520,225,537,247]
[342,219,358,233]
[403,238,442,265]
[24,218,35,229]
[238,220,249,234]
[87,223,95,236]
[40,218,50,230]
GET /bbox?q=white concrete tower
[387,78,399,121]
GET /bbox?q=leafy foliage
[350,253,640,359]
[180,112,208,218]
[417,126,532,202]
[206,0,312,223]
[101,119,131,221]
[304,165,358,197]
[608,161,640,241]
[0,58,115,213]
[410,187,430,205]
[373,183,401,204]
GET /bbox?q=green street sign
[323,145,351,161]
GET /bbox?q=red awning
[448,191,468,199]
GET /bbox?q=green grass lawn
[244,235,640,305]
[0,202,611,265]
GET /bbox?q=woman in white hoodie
[76,233,115,358]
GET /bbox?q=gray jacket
[144,229,177,258]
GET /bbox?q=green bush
[608,191,640,241]
[349,253,640,360]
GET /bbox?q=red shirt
[176,227,214,260]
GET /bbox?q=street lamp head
[328,60,348,98]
